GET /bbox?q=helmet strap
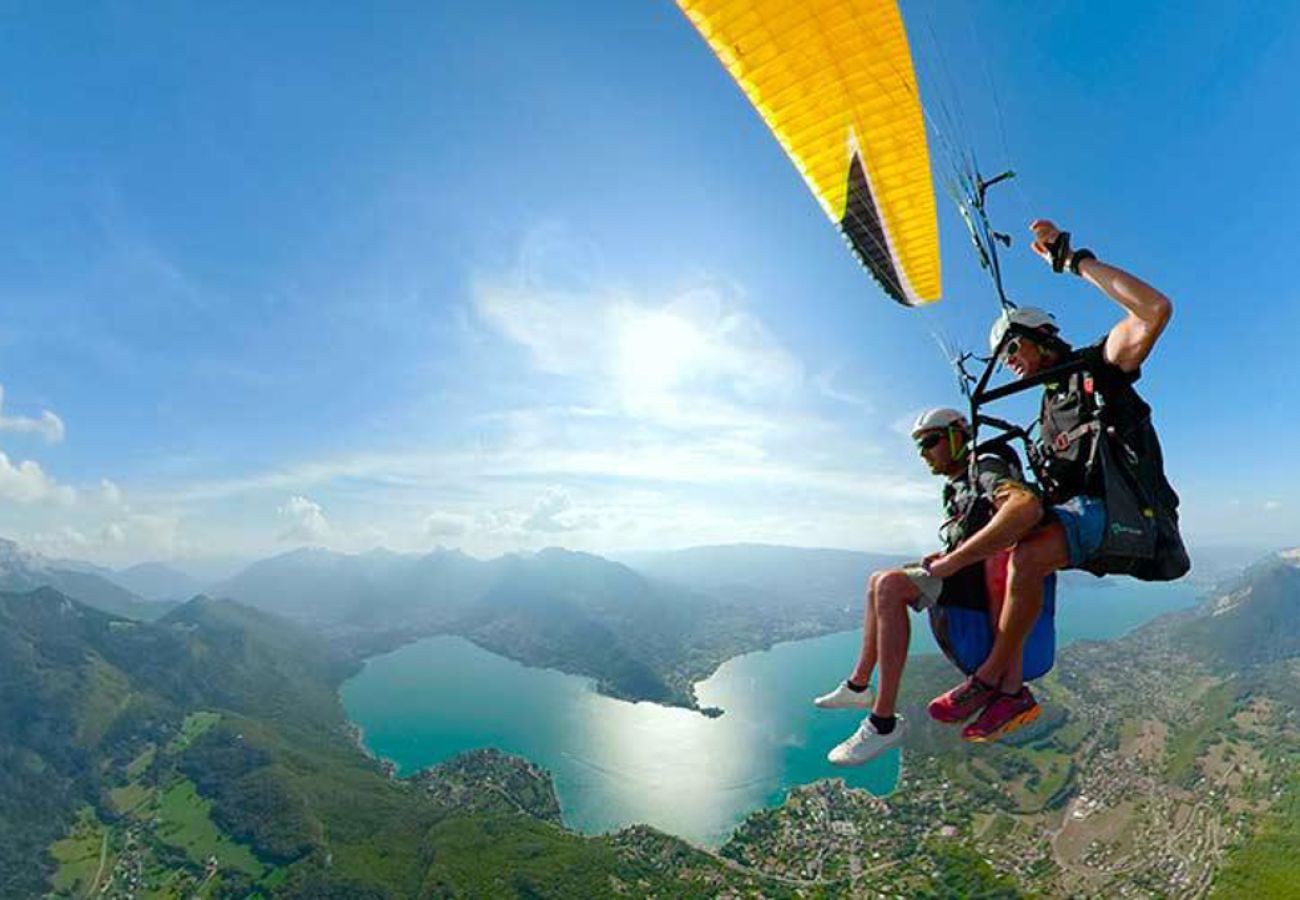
[949,426,970,461]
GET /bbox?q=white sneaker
[827,715,906,767]
[813,681,874,709]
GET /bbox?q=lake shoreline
[339,581,1202,846]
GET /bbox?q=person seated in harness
[813,407,1046,765]
[924,218,1187,742]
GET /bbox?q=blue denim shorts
[1053,496,1107,568]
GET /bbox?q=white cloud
[31,526,90,553]
[611,290,803,422]
[461,488,586,544]
[0,452,76,505]
[473,261,803,434]
[813,364,872,410]
[21,512,184,563]
[522,487,577,533]
[425,511,468,538]
[277,495,330,543]
[474,282,609,377]
[472,508,524,540]
[71,233,954,561]
[102,514,182,556]
[0,385,65,443]
[1264,499,1282,512]
[100,479,126,508]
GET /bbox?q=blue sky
[1,0,1297,565]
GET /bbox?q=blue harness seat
[928,573,1057,680]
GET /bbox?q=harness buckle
[1053,431,1072,452]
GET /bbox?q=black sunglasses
[916,431,945,451]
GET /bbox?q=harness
[943,171,1187,582]
[963,338,1189,582]
[1033,359,1111,505]
[940,444,1025,553]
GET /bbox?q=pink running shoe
[927,675,997,724]
[961,687,1041,743]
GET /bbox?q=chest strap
[1049,420,1100,453]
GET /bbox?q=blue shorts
[1053,496,1106,568]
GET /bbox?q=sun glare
[616,311,707,405]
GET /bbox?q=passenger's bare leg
[1000,647,1026,694]
[976,524,1070,688]
[984,566,1026,693]
[849,572,882,687]
[872,571,920,718]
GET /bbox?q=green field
[109,781,153,815]
[1212,767,1300,899]
[76,657,133,747]
[1003,746,1073,812]
[975,811,1018,844]
[126,744,157,779]
[165,712,221,755]
[156,778,265,878]
[48,808,108,898]
[1047,716,1090,754]
[1165,681,1238,785]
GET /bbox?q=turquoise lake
[340,580,1200,847]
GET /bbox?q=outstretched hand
[1029,219,1063,267]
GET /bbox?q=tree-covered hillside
[1,587,806,898]
[214,544,886,712]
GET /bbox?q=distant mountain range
[615,542,909,604]
[6,546,1298,897]
[0,538,233,615]
[110,561,204,602]
[1177,551,1300,670]
[2,535,906,714]
[3,534,1270,716]
[0,538,173,620]
[208,543,919,711]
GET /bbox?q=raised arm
[1030,219,1173,373]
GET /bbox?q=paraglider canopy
[678,0,941,307]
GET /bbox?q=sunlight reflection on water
[341,580,1198,846]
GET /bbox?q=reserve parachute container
[677,0,941,306]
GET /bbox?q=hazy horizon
[3,2,1296,569]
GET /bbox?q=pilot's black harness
[948,174,1189,581]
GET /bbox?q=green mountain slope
[3,587,813,898]
[0,535,167,620]
[214,544,883,712]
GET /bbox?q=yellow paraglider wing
[677,0,941,306]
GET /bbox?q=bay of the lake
[340,579,1200,847]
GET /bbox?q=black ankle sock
[846,679,869,693]
[868,713,896,735]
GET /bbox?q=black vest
[1032,343,1189,581]
[940,445,1025,553]
[1035,343,1150,505]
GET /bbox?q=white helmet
[911,407,969,437]
[988,307,1059,355]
